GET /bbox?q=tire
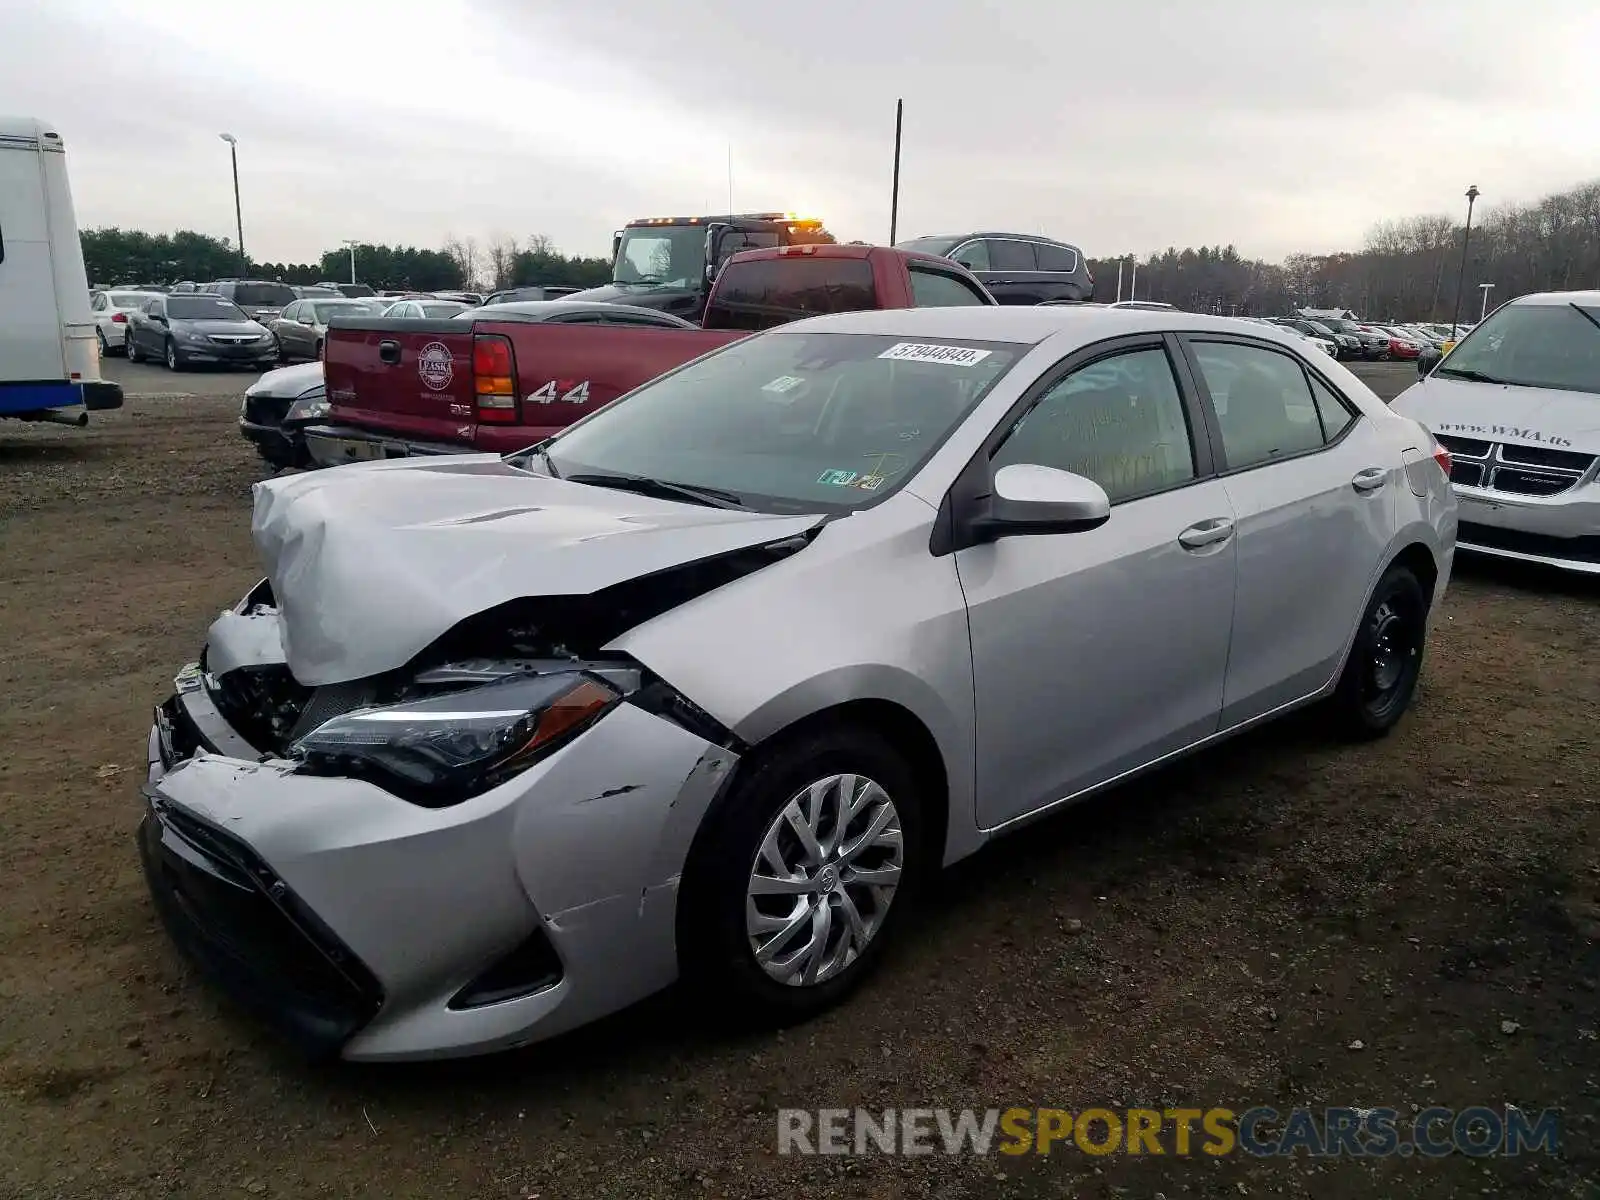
[315,339,324,361]
[126,333,143,363]
[165,339,184,371]
[275,337,288,365]
[96,328,109,356]
[677,724,926,1028]
[1331,565,1428,739]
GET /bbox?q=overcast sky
[5,0,1599,265]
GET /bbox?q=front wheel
[1331,564,1428,738]
[678,725,926,1026]
[126,333,143,363]
[165,339,184,371]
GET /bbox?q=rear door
[977,238,1043,305]
[0,138,62,381]
[323,319,478,446]
[1178,335,1396,726]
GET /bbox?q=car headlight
[291,671,621,804]
[286,396,331,420]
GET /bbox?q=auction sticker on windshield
[418,342,454,391]
[878,343,992,367]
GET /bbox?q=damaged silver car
[141,306,1456,1061]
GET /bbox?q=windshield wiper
[564,472,745,509]
[1434,367,1509,385]
[1569,302,1600,335]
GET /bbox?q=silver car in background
[1393,290,1600,574]
[141,307,1455,1061]
[270,297,389,362]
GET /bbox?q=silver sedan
[270,298,388,362]
[141,306,1456,1060]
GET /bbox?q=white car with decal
[1391,290,1600,574]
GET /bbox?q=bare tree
[441,236,482,290]
[485,234,519,290]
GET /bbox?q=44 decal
[526,379,591,405]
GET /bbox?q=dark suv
[200,279,299,325]
[893,232,1092,305]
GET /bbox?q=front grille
[1498,444,1595,472]
[1437,434,1492,458]
[1443,438,1594,498]
[1490,469,1576,497]
[140,800,384,1056]
[244,394,292,426]
[1458,522,1600,565]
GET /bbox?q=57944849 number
[526,380,591,405]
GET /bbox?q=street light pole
[342,239,360,285]
[219,133,245,273]
[1478,282,1494,323]
[1450,184,1479,339]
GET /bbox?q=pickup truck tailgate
[323,318,477,446]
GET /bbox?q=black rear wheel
[1332,565,1428,738]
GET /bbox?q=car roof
[1506,289,1600,307]
[774,304,1315,348]
[900,231,1083,250]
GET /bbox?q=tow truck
[563,212,834,322]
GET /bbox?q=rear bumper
[302,423,468,467]
[0,379,120,416]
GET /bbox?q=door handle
[988,279,1016,285]
[1351,467,1388,492]
[378,339,401,364]
[1178,517,1235,550]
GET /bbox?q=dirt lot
[1,361,1596,1200]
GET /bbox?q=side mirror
[972,463,1111,541]
[1417,346,1442,376]
[703,222,733,282]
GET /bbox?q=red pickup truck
[307,244,994,464]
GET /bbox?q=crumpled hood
[251,455,825,686]
[1392,376,1600,454]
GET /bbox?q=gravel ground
[0,362,1596,1200]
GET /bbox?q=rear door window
[987,240,1037,271]
[703,257,877,331]
[949,241,990,271]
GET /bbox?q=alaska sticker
[878,342,992,367]
[817,469,859,486]
[418,342,454,391]
[762,375,806,394]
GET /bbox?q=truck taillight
[473,334,517,424]
[1432,442,1452,476]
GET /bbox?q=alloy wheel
[745,772,904,987]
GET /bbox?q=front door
[957,339,1238,828]
[1180,336,1397,726]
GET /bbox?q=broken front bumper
[142,672,739,1061]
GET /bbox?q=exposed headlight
[291,672,621,804]
[286,396,331,421]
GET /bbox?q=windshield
[1306,321,1336,338]
[540,331,1024,512]
[420,301,469,317]
[613,225,705,287]
[1436,302,1600,394]
[168,296,247,320]
[232,283,296,306]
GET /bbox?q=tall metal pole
[1115,260,1124,302]
[1450,185,1479,338]
[1129,259,1137,301]
[343,240,359,284]
[220,134,245,272]
[888,99,903,245]
[1478,282,1493,322]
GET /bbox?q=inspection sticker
[854,474,885,491]
[762,374,806,394]
[817,469,859,486]
[878,342,992,367]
